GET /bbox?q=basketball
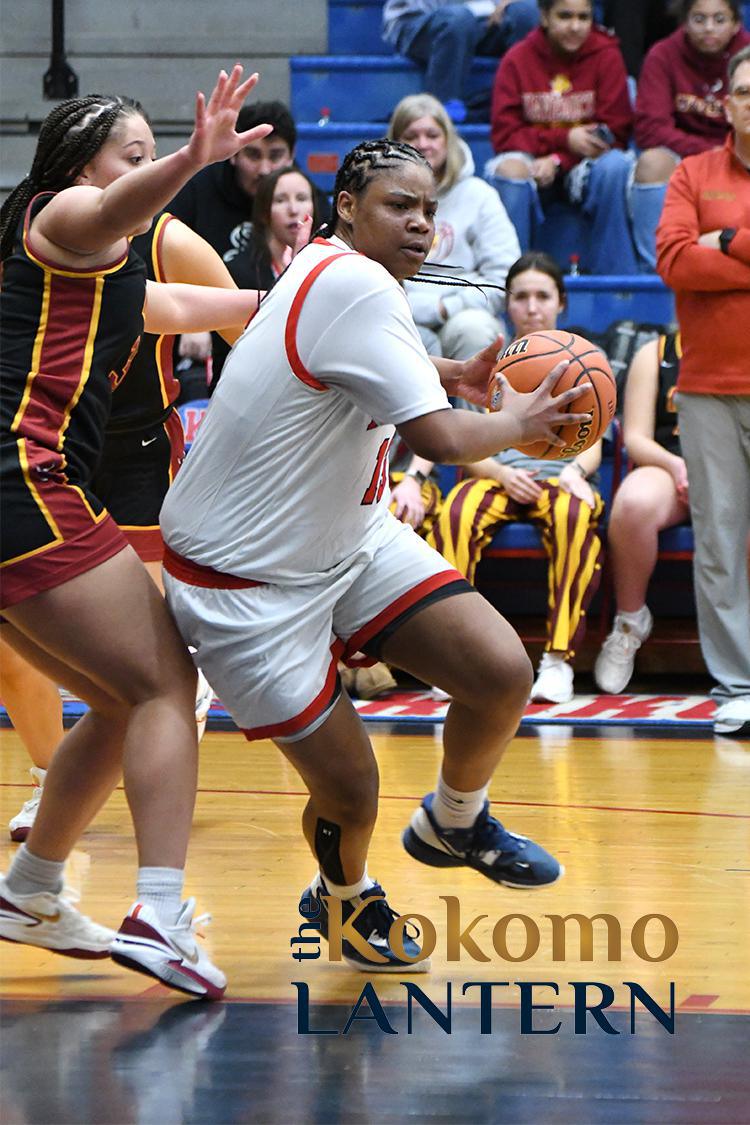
[487,329,616,459]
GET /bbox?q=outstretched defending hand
[186,65,272,168]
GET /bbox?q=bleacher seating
[287,2,700,668]
[328,0,393,56]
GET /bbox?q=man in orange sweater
[656,44,750,737]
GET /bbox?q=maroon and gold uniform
[429,462,604,660]
[91,211,184,562]
[654,330,681,456]
[0,193,146,608]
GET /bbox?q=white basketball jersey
[160,237,450,584]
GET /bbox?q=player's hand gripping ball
[488,329,616,459]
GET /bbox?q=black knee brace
[314,817,346,885]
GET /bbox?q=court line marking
[183,787,750,820]
[0,780,746,819]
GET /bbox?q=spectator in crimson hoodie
[630,0,750,270]
[485,0,637,273]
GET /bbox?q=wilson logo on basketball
[560,415,593,457]
[500,338,530,358]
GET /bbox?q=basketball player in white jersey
[157,140,591,973]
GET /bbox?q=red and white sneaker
[111,899,226,1000]
[0,876,114,958]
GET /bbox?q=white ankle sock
[5,844,64,898]
[619,606,651,632]
[136,867,185,926]
[432,773,487,829]
[318,868,376,900]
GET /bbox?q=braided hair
[318,138,431,238]
[319,138,504,299]
[0,93,146,262]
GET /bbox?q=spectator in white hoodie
[388,92,520,361]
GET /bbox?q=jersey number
[361,438,391,506]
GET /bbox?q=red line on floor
[187,787,750,820]
[1,787,746,820]
[679,994,719,1008]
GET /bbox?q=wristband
[407,470,427,486]
[571,461,587,479]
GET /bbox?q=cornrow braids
[0,93,145,262]
[319,139,432,237]
[408,264,505,300]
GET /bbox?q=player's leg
[334,522,561,890]
[0,636,62,769]
[277,692,379,887]
[3,548,198,864]
[0,637,63,841]
[383,590,531,786]
[2,550,225,996]
[94,418,213,737]
[381,590,562,888]
[595,466,688,693]
[279,693,429,972]
[0,620,133,959]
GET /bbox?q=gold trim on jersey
[0,440,63,567]
[22,229,129,280]
[57,275,104,452]
[10,271,51,435]
[68,483,108,524]
[152,211,173,410]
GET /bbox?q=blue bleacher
[291,55,496,123]
[328,0,393,56]
[296,121,494,189]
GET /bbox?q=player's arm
[34,67,270,262]
[396,364,592,465]
[162,217,250,345]
[142,280,259,335]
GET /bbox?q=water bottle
[317,106,331,127]
[568,253,581,276]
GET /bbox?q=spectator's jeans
[392,1,539,104]
[486,148,639,275]
[629,180,669,272]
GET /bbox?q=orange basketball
[487,329,616,459]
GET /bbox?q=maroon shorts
[1,439,128,609]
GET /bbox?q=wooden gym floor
[1,719,748,1124]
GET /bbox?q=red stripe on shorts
[342,569,465,660]
[162,545,264,589]
[240,639,345,742]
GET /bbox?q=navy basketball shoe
[402,794,562,888]
[299,874,430,972]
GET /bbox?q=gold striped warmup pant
[428,476,604,658]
